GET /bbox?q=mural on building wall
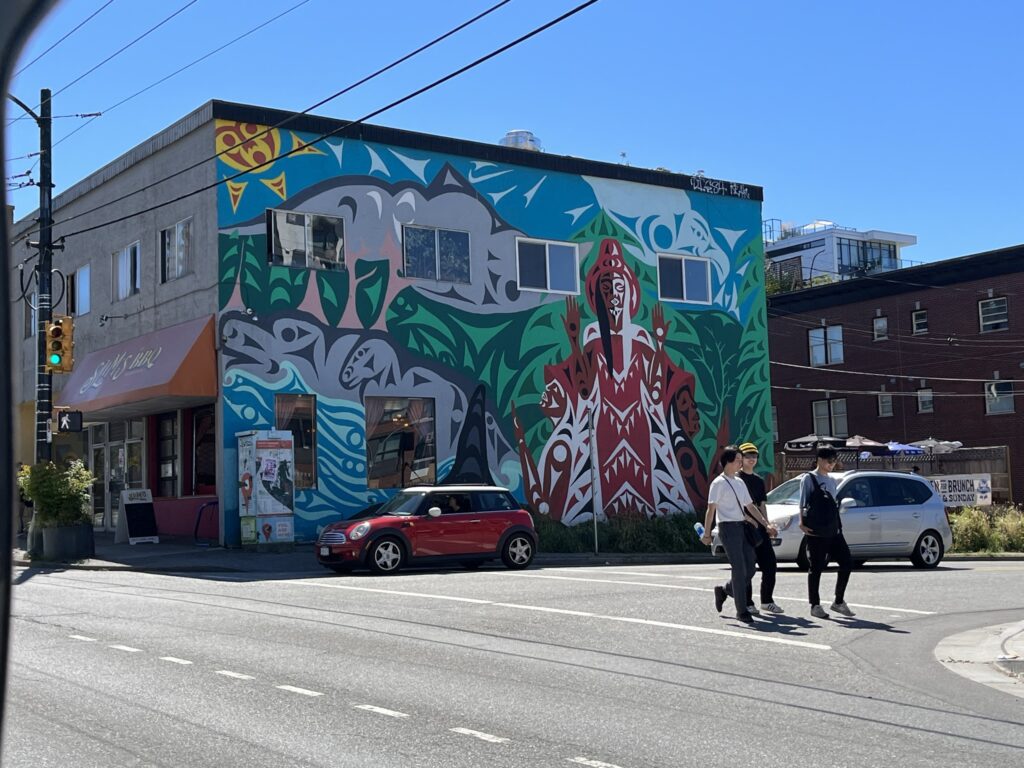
[215,119,771,542]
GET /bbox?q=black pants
[725,527,777,605]
[806,533,851,606]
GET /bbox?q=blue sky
[5,0,1022,263]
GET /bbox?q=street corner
[934,619,1024,699]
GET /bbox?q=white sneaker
[810,604,830,619]
[746,604,759,615]
[760,602,784,614]
[830,602,856,617]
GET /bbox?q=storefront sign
[929,474,992,506]
[78,346,164,395]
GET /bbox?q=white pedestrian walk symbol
[60,414,70,430]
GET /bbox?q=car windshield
[375,491,426,517]
[767,477,803,505]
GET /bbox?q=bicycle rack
[194,499,219,547]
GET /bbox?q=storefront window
[193,406,216,494]
[364,397,436,489]
[275,394,317,488]
[157,412,178,497]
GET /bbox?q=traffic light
[44,315,74,373]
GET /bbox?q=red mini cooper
[315,485,537,575]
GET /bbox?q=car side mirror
[427,506,442,518]
[839,497,858,510]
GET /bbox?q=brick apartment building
[768,243,1024,500]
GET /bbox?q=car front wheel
[911,530,944,568]
[368,537,405,574]
[502,533,535,570]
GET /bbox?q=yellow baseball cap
[738,442,759,455]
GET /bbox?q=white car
[713,470,953,568]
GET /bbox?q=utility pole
[8,89,53,464]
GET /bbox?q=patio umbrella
[886,441,926,456]
[784,434,847,452]
[910,437,963,454]
[846,435,887,452]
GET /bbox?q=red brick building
[768,244,1024,500]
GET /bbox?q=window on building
[193,405,216,495]
[808,325,844,366]
[812,398,848,438]
[985,380,1014,415]
[267,210,344,270]
[872,316,888,341]
[275,394,317,488]
[657,254,711,303]
[112,242,140,301]
[24,291,36,338]
[771,406,779,443]
[157,412,178,498]
[878,393,893,418]
[979,297,1008,333]
[917,388,934,414]
[365,396,436,489]
[160,218,192,283]
[516,238,579,294]
[912,309,928,335]
[402,225,470,283]
[67,265,91,316]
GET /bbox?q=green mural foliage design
[354,259,390,329]
[316,269,350,327]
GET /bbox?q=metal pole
[36,88,53,464]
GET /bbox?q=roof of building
[768,242,1024,314]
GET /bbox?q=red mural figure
[514,238,706,525]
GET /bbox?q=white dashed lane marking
[159,657,193,665]
[276,685,324,697]
[215,670,255,680]
[450,727,510,743]
[353,704,409,718]
[69,634,96,642]
[569,757,627,768]
[108,644,143,653]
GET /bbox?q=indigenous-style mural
[215,119,770,544]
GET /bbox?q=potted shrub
[17,460,95,561]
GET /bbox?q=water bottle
[693,522,705,538]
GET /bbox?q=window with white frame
[402,225,470,283]
[878,393,893,418]
[812,398,848,438]
[979,297,1008,333]
[67,265,91,316]
[917,388,934,414]
[112,242,140,301]
[516,238,578,293]
[873,316,888,340]
[912,309,928,334]
[267,209,344,270]
[808,325,844,366]
[771,406,779,443]
[657,253,711,303]
[985,380,1014,415]
[160,218,192,283]
[24,290,36,338]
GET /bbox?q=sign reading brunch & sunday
[929,474,992,506]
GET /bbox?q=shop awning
[57,315,217,420]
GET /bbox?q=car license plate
[320,546,330,557]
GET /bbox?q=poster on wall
[929,474,992,506]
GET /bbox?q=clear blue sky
[5,0,1022,263]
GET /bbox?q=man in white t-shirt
[700,445,777,624]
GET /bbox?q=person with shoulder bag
[799,446,856,619]
[700,445,778,624]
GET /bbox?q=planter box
[41,522,95,562]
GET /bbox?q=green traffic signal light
[49,352,63,366]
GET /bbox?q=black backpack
[802,474,839,536]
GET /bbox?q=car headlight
[773,513,799,532]
[349,521,371,540]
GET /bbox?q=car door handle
[468,519,482,524]
[868,514,879,520]
[912,513,921,518]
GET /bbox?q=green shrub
[994,507,1024,552]
[17,460,94,529]
[950,506,996,552]
[531,510,704,553]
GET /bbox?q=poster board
[115,488,160,544]
[928,474,992,506]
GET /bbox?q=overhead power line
[771,360,1014,384]
[13,0,117,77]
[771,384,1008,399]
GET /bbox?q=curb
[995,659,1024,679]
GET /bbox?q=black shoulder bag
[726,478,765,548]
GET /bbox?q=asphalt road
[3,559,1023,767]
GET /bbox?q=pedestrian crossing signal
[45,315,74,373]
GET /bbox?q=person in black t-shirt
[723,442,783,614]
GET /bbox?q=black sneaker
[735,613,755,624]
[714,586,727,613]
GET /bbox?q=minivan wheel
[502,533,535,569]
[911,530,944,569]
[368,537,405,574]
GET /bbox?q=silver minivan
[713,470,953,568]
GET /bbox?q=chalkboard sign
[116,488,160,545]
